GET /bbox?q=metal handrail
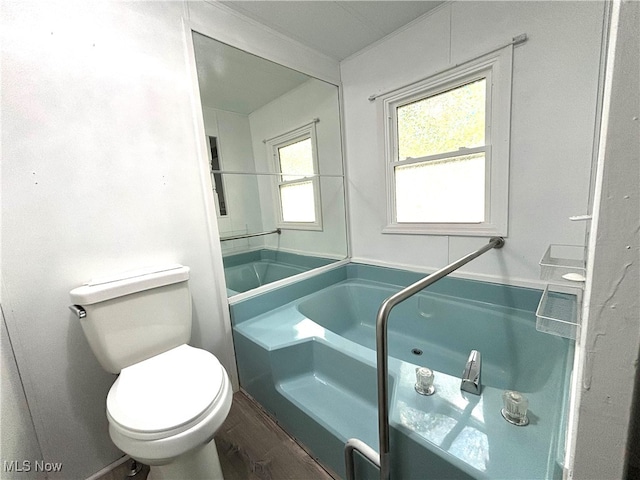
[219,228,281,242]
[345,236,505,480]
[345,438,380,479]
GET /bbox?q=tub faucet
[461,350,482,395]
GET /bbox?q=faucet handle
[415,367,435,395]
[501,391,530,426]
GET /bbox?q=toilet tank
[70,265,192,374]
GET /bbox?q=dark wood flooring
[216,392,337,480]
[99,391,337,480]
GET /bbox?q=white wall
[1,1,233,478]
[340,1,605,286]
[1,1,341,478]
[249,78,348,258]
[1,312,45,480]
[570,0,640,477]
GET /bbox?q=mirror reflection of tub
[192,33,348,297]
[222,248,338,296]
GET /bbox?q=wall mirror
[192,32,348,297]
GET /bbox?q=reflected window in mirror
[208,136,228,217]
[192,31,348,297]
[268,123,322,230]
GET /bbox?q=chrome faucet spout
[461,350,482,395]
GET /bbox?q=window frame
[207,135,230,218]
[267,123,323,231]
[381,46,513,236]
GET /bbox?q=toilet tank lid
[70,265,190,305]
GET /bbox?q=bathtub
[231,263,574,479]
[222,249,336,295]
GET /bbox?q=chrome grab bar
[219,228,281,242]
[344,438,380,479]
[345,237,504,480]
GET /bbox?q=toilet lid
[107,345,225,434]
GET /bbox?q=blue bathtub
[231,263,574,479]
[222,249,336,295]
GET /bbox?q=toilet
[69,265,232,480]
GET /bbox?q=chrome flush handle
[69,304,86,319]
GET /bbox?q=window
[267,123,322,230]
[208,136,228,217]
[382,46,512,236]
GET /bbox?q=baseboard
[85,455,129,480]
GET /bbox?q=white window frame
[267,123,323,231]
[381,45,513,236]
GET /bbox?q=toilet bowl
[106,345,232,472]
[69,265,232,480]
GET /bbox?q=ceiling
[193,32,311,114]
[219,1,445,61]
[194,2,444,113]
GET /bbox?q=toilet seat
[107,344,225,441]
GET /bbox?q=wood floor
[99,391,337,480]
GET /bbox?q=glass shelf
[536,284,582,340]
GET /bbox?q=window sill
[278,222,324,232]
[382,222,506,237]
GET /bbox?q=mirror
[192,32,348,297]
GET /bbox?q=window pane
[278,138,313,181]
[397,79,485,160]
[395,153,485,223]
[280,181,316,222]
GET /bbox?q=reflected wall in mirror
[192,32,348,297]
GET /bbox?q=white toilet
[69,265,232,480]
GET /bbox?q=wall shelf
[536,284,582,340]
[539,244,586,284]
